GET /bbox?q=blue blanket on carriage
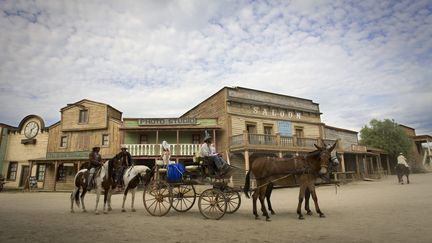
[167,163,185,182]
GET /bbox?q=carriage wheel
[224,191,241,214]
[143,180,172,216]
[172,184,196,212]
[198,188,227,220]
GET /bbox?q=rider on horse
[397,152,410,168]
[116,145,133,190]
[88,145,102,189]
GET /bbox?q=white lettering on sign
[252,106,302,120]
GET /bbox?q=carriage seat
[155,160,167,173]
[185,153,204,172]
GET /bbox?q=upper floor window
[7,162,18,180]
[79,109,88,123]
[60,135,68,148]
[102,134,109,146]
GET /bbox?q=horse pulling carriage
[143,158,241,220]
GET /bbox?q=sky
[1,0,431,135]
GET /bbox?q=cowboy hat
[120,144,128,150]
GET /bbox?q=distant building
[399,124,432,169]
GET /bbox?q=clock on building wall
[24,121,39,139]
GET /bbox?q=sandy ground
[1,173,432,243]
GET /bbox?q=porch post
[386,156,391,175]
[244,150,250,172]
[340,152,346,172]
[355,155,360,177]
[54,161,59,192]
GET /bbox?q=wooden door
[19,165,29,187]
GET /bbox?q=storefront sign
[138,118,197,126]
[351,144,367,152]
[252,106,302,120]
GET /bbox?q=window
[102,134,109,146]
[192,134,200,144]
[264,125,274,144]
[36,164,46,181]
[79,109,88,123]
[60,135,68,148]
[57,164,66,181]
[295,127,304,146]
[7,162,18,180]
[140,134,148,144]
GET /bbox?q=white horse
[70,157,120,214]
[121,165,153,212]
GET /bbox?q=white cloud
[0,0,431,135]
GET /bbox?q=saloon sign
[252,106,302,120]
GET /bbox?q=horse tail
[243,170,251,199]
[72,171,84,207]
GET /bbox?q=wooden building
[180,86,336,186]
[1,115,49,190]
[120,118,221,167]
[324,125,389,181]
[31,99,123,191]
[399,124,432,170]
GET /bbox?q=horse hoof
[270,211,275,215]
[266,218,272,222]
[95,212,99,215]
[255,216,260,220]
[298,215,304,220]
[307,211,313,216]
[132,209,136,212]
[70,210,74,213]
[121,209,126,212]
[320,214,326,218]
[83,209,87,213]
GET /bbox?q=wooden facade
[1,115,49,190]
[31,99,123,191]
[181,87,333,186]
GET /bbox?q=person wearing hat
[200,132,229,175]
[88,145,102,189]
[397,152,409,168]
[115,145,133,191]
[161,141,171,166]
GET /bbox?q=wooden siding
[181,89,230,157]
[48,118,122,158]
[61,101,108,131]
[325,127,358,151]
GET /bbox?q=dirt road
[1,173,431,243]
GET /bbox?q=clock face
[24,121,39,138]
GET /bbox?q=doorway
[19,165,29,187]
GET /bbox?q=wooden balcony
[123,143,200,157]
[229,132,335,152]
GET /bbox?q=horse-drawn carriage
[142,157,241,220]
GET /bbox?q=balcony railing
[229,132,333,150]
[124,143,200,157]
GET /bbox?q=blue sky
[1,0,431,135]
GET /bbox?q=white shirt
[397,154,409,167]
[200,142,212,157]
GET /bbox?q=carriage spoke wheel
[172,184,196,212]
[143,180,172,216]
[224,191,241,214]
[198,188,227,220]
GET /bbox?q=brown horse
[264,148,340,215]
[243,142,336,221]
[70,155,122,214]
